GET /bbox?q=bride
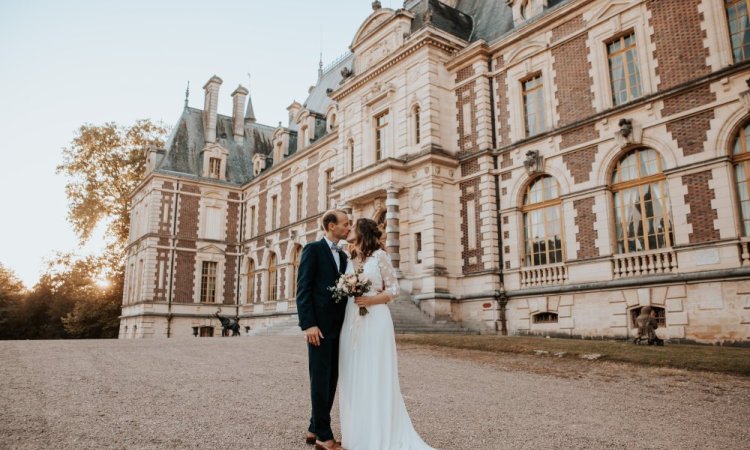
[338,218,436,450]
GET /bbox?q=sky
[0,0,397,288]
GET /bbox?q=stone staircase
[247,298,475,336]
[388,297,476,334]
[247,316,303,336]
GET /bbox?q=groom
[296,209,350,450]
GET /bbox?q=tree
[56,119,169,266]
[0,263,25,339]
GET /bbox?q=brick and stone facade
[121,0,750,344]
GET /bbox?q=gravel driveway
[1,337,748,450]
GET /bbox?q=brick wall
[174,250,195,303]
[553,33,596,126]
[667,110,714,157]
[461,156,480,176]
[456,66,474,83]
[152,249,169,302]
[494,56,511,146]
[500,151,512,169]
[460,178,483,273]
[560,124,598,149]
[683,170,720,244]
[280,180,291,226]
[157,182,174,246]
[223,255,236,305]
[662,85,716,116]
[551,14,584,41]
[573,197,599,259]
[307,164,320,217]
[456,80,479,154]
[563,146,598,184]
[176,184,200,248]
[647,0,710,91]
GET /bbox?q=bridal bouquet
[329,267,372,316]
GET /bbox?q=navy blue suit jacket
[296,238,348,338]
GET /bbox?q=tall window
[522,74,546,137]
[607,32,642,105]
[295,183,304,221]
[209,157,221,178]
[291,246,302,299]
[522,176,563,266]
[246,259,256,304]
[612,148,673,254]
[726,0,750,62]
[732,122,750,235]
[201,261,217,303]
[413,105,421,145]
[267,253,278,302]
[375,111,389,161]
[325,168,334,209]
[271,195,278,230]
[347,139,355,173]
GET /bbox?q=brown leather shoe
[305,432,317,445]
[315,439,346,450]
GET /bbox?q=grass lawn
[396,334,750,377]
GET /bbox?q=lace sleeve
[376,250,399,301]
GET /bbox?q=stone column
[385,185,402,278]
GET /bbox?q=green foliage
[0,264,26,339]
[0,119,169,339]
[56,119,168,265]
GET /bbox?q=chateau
[121,0,750,344]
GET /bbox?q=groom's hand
[305,326,324,346]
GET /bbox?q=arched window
[290,246,303,299]
[412,105,421,145]
[521,0,543,20]
[732,122,750,235]
[246,259,256,304]
[267,253,278,302]
[611,148,673,254]
[522,176,563,266]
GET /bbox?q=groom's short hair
[321,209,346,232]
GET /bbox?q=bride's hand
[354,297,370,308]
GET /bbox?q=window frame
[521,72,546,137]
[200,261,218,303]
[521,175,564,267]
[725,0,750,62]
[267,253,278,303]
[606,31,643,106]
[610,148,673,254]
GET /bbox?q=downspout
[166,181,180,338]
[235,192,245,321]
[488,55,508,335]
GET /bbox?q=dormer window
[510,0,546,24]
[521,0,543,20]
[209,157,221,179]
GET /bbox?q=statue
[633,306,664,346]
[618,118,633,138]
[215,309,241,337]
[524,150,542,174]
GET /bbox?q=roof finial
[245,73,256,122]
[318,52,324,79]
[372,1,382,10]
[184,80,190,108]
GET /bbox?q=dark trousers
[307,337,340,442]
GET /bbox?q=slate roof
[406,0,571,44]
[156,107,274,185]
[302,53,353,116]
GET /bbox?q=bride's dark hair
[350,218,384,261]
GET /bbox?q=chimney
[287,101,302,129]
[231,85,248,144]
[202,75,223,143]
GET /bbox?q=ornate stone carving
[614,118,643,146]
[524,150,544,174]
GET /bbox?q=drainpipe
[235,192,245,321]
[166,181,180,338]
[488,56,508,335]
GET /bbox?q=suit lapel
[320,238,339,275]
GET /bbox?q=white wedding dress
[338,249,435,450]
